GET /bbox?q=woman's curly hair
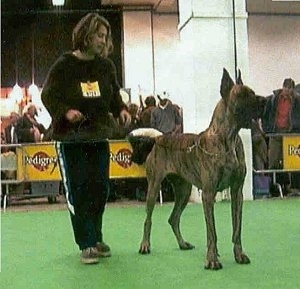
[72,13,113,57]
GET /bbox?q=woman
[41,13,131,264]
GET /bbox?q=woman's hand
[65,109,84,123]
[119,109,131,127]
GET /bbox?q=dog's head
[220,68,266,129]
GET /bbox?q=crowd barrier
[3,134,298,207]
[253,134,300,199]
[1,140,147,209]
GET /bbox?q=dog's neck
[207,100,240,144]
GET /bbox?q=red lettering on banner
[288,145,300,158]
[25,152,57,171]
[110,148,132,168]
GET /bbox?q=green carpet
[1,198,300,289]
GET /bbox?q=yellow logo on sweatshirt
[80,81,101,98]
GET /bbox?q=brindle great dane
[128,68,266,270]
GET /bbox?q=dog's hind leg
[230,183,250,265]
[139,176,163,254]
[167,175,195,250]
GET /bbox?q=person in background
[41,13,131,265]
[4,112,20,144]
[251,119,268,171]
[139,95,156,128]
[127,103,140,132]
[151,95,182,135]
[2,112,25,200]
[150,94,182,201]
[294,83,300,96]
[262,78,300,195]
[1,131,8,208]
[1,131,6,147]
[16,104,46,143]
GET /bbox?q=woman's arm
[41,59,71,123]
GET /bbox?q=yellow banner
[283,136,300,170]
[109,140,146,178]
[19,142,61,181]
[16,141,146,181]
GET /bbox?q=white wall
[248,15,300,95]
[122,11,182,105]
[152,15,181,101]
[122,10,300,112]
[123,11,154,102]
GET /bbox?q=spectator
[151,96,182,135]
[262,78,300,195]
[263,78,299,136]
[139,95,156,128]
[127,103,140,132]
[4,112,20,144]
[251,119,267,171]
[16,104,46,143]
[150,95,182,201]
[294,83,300,97]
[1,132,8,207]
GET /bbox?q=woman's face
[86,24,108,56]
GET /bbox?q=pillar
[178,0,253,200]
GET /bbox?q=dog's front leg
[230,186,250,265]
[139,208,153,254]
[202,192,222,270]
[139,179,160,254]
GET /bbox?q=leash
[186,142,220,157]
[186,142,219,157]
[154,133,239,157]
[157,140,219,157]
[186,138,239,157]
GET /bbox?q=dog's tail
[127,128,162,165]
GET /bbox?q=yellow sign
[19,142,61,181]
[283,136,300,170]
[16,141,146,181]
[109,140,146,178]
[80,81,101,98]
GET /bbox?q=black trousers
[56,140,110,250]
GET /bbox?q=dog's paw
[139,243,151,254]
[235,253,250,264]
[234,246,251,264]
[179,242,195,250]
[204,260,223,270]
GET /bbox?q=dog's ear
[220,68,234,99]
[236,69,243,85]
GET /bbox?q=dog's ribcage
[146,132,246,192]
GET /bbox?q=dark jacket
[4,124,18,144]
[16,115,46,143]
[140,106,156,128]
[262,89,300,133]
[151,102,182,134]
[41,52,127,141]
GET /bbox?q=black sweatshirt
[41,52,127,141]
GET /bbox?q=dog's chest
[174,151,239,191]
[216,146,245,190]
